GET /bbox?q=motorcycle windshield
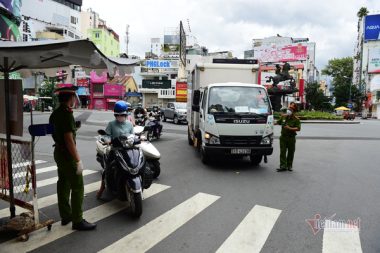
[121,149,141,169]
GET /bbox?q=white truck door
[199,89,208,133]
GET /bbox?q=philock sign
[365,14,380,41]
[145,60,173,68]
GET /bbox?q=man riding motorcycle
[134,103,147,126]
[97,101,134,198]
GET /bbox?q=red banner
[176,82,187,102]
[77,79,89,87]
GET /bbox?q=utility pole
[125,24,130,56]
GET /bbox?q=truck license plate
[231,149,251,154]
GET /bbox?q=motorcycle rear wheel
[151,160,161,178]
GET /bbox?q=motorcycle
[134,125,161,178]
[145,112,162,140]
[96,130,153,217]
[134,108,147,127]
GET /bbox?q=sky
[82,0,380,71]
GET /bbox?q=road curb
[300,120,360,124]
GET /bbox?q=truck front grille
[219,135,262,146]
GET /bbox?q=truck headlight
[204,132,220,145]
[260,134,273,145]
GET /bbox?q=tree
[322,57,361,109]
[305,81,330,111]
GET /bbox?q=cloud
[82,0,380,70]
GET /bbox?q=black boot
[72,219,97,231]
[61,218,72,226]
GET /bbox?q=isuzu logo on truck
[233,119,250,124]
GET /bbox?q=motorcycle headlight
[204,133,220,145]
[260,134,273,145]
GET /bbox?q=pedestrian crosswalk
[0,162,363,253]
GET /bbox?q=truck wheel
[200,147,210,164]
[174,115,179,124]
[188,128,194,146]
[163,115,166,122]
[250,155,263,166]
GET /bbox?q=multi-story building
[20,0,82,41]
[81,8,120,57]
[245,35,317,105]
[357,13,380,118]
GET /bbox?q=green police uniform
[49,104,84,224]
[277,115,301,170]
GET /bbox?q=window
[70,16,77,24]
[95,32,100,38]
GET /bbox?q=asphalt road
[0,111,379,253]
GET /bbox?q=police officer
[49,86,96,230]
[276,102,301,172]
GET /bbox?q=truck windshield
[208,86,270,114]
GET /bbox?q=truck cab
[189,82,274,164]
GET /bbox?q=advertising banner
[0,79,23,136]
[254,44,307,62]
[104,84,124,97]
[176,82,187,102]
[77,79,89,87]
[365,14,380,41]
[370,74,380,92]
[142,80,171,89]
[368,48,380,73]
[163,34,180,52]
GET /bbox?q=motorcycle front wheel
[126,186,143,218]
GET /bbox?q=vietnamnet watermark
[305,213,361,235]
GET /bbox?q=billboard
[104,84,124,97]
[176,82,187,102]
[142,80,171,89]
[0,0,22,20]
[368,47,380,73]
[369,74,380,92]
[364,14,380,41]
[254,44,307,63]
[163,34,180,52]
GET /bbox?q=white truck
[187,59,274,164]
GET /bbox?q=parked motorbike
[146,112,163,140]
[96,130,153,217]
[134,125,161,178]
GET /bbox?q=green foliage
[274,111,343,120]
[357,7,369,18]
[304,81,330,110]
[321,57,362,109]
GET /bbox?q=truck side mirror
[192,90,200,112]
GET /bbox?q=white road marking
[14,166,57,179]
[99,192,220,253]
[0,183,170,253]
[13,170,97,194]
[216,205,282,253]
[0,181,101,218]
[322,220,362,253]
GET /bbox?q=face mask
[286,109,293,116]
[116,115,127,123]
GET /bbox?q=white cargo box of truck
[187,59,274,165]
